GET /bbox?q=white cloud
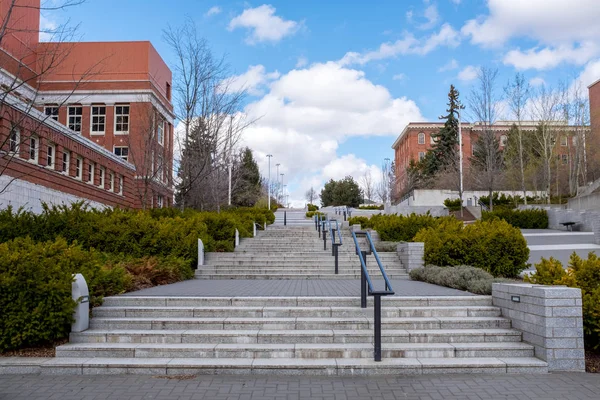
[239,62,424,204]
[338,23,460,65]
[295,56,308,68]
[419,5,440,30]
[451,0,461,4]
[438,59,459,72]
[392,73,407,81]
[228,4,300,44]
[529,77,546,87]
[224,65,280,96]
[406,10,414,22]
[571,59,600,95]
[39,14,58,42]
[457,65,478,82]
[503,42,599,70]
[205,6,221,17]
[462,0,600,48]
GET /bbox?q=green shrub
[306,211,325,218]
[348,216,371,228]
[307,204,319,212]
[414,219,529,278]
[525,253,600,348]
[482,208,548,229]
[372,213,447,242]
[409,265,510,295]
[358,205,384,210]
[443,198,462,211]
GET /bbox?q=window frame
[113,146,129,161]
[44,106,59,121]
[87,162,95,184]
[418,151,425,161]
[98,166,105,188]
[562,154,568,164]
[61,150,70,175]
[157,118,164,146]
[46,143,56,169]
[417,132,425,145]
[9,127,19,154]
[109,172,114,192]
[561,136,568,147]
[90,105,106,135]
[114,105,130,135]
[68,106,82,133]
[75,157,83,180]
[118,175,124,195]
[29,136,39,163]
[500,135,508,147]
[157,195,163,209]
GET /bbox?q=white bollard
[71,273,89,333]
[253,222,257,237]
[235,229,240,247]
[264,222,267,230]
[197,239,204,267]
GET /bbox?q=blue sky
[46,0,600,205]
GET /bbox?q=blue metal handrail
[350,231,394,295]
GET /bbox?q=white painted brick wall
[0,175,106,214]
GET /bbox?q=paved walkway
[1,372,598,400]
[122,279,474,297]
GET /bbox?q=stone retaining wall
[492,283,585,372]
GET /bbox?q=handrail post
[323,225,327,251]
[374,294,382,362]
[284,211,287,226]
[314,215,318,231]
[318,216,321,237]
[334,244,339,274]
[360,250,367,308]
[331,228,335,256]
[343,211,346,221]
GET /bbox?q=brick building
[0,0,174,211]
[392,121,587,197]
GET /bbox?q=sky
[44,0,600,206]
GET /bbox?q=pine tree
[232,147,261,207]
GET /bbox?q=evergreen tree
[428,84,464,175]
[320,176,363,207]
[232,147,261,207]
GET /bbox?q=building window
[75,157,83,180]
[157,195,163,208]
[45,106,59,121]
[62,151,70,174]
[29,136,38,162]
[561,136,568,146]
[9,128,19,153]
[500,135,508,147]
[157,118,164,145]
[157,154,163,181]
[418,152,425,161]
[562,154,568,164]
[119,175,124,195]
[114,146,129,161]
[430,135,436,145]
[573,136,578,146]
[166,82,171,101]
[87,162,95,184]
[418,132,425,145]
[91,106,106,134]
[98,167,105,188]
[109,172,114,192]
[114,105,130,134]
[47,143,55,168]
[68,106,82,132]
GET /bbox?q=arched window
[500,135,507,147]
[418,132,425,144]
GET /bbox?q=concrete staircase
[273,208,314,226]
[197,225,408,280]
[53,295,547,375]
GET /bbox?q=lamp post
[280,173,284,207]
[384,158,390,205]
[275,163,280,204]
[266,154,272,210]
[458,111,464,217]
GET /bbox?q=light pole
[384,158,390,205]
[457,111,464,217]
[266,154,273,210]
[275,163,280,204]
[280,173,284,207]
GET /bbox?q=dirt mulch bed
[587,350,600,373]
[0,339,67,358]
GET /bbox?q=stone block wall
[397,242,424,272]
[386,205,449,217]
[492,283,585,372]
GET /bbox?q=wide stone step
[90,317,511,331]
[91,306,499,319]
[101,296,491,308]
[70,328,522,345]
[55,342,534,359]
[194,273,409,280]
[27,357,548,375]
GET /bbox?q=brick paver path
[1,373,598,400]
[121,279,474,297]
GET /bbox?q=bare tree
[468,67,504,210]
[359,169,374,203]
[504,73,531,204]
[305,186,317,204]
[531,85,561,203]
[566,80,590,195]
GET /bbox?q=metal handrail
[350,231,394,295]
[364,231,392,289]
[475,195,489,211]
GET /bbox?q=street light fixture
[280,173,285,207]
[266,154,273,210]
[457,111,464,217]
[275,163,280,203]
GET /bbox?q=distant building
[0,0,174,212]
[391,121,587,197]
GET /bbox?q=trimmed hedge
[443,198,462,212]
[482,208,548,229]
[306,211,325,218]
[409,265,508,295]
[307,204,319,212]
[413,219,529,278]
[525,253,600,349]
[358,205,384,210]
[348,216,371,228]
[364,213,444,242]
